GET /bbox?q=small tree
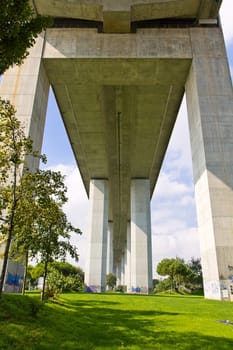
[28,262,84,294]
[51,261,84,281]
[37,201,81,301]
[10,169,66,294]
[11,170,82,300]
[26,265,40,290]
[0,0,52,74]
[47,263,84,295]
[157,258,191,291]
[0,99,42,298]
[106,273,117,291]
[187,257,203,291]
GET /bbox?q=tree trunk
[0,234,12,299]
[41,258,48,301]
[0,161,18,300]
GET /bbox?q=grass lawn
[1,292,233,349]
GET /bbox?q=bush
[46,267,84,296]
[28,297,42,316]
[115,285,126,293]
[154,278,172,293]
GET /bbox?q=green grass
[1,292,233,349]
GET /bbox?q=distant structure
[1,0,233,300]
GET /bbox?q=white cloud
[152,219,187,236]
[63,167,89,270]
[44,163,89,270]
[220,0,233,43]
[179,195,195,207]
[152,227,200,276]
[153,171,191,198]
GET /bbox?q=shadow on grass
[1,294,233,350]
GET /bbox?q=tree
[106,273,117,291]
[11,169,82,300]
[37,204,80,301]
[27,262,84,295]
[0,99,82,300]
[154,278,171,293]
[27,264,42,289]
[187,257,203,291]
[47,262,84,295]
[157,258,191,291]
[0,0,52,74]
[188,257,202,276]
[51,261,84,281]
[0,98,42,298]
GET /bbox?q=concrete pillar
[125,222,131,292]
[116,262,121,286]
[106,221,113,275]
[85,179,108,292]
[0,34,49,293]
[185,28,233,300]
[0,33,49,171]
[130,179,153,293]
[121,252,125,286]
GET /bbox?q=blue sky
[41,0,233,273]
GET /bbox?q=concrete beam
[33,1,222,24]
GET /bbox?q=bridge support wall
[185,29,233,301]
[130,179,153,294]
[0,34,49,293]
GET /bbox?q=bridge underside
[44,56,190,262]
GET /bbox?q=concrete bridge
[1,0,233,299]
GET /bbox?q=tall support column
[106,221,113,275]
[186,28,233,300]
[125,222,131,292]
[130,179,153,293]
[85,179,108,292]
[116,263,121,286]
[121,252,125,286]
[0,34,49,170]
[0,34,49,293]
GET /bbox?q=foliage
[46,268,64,297]
[28,263,44,281]
[106,273,117,290]
[51,261,84,281]
[27,262,84,296]
[0,0,52,74]
[0,99,81,300]
[1,293,233,349]
[47,267,84,297]
[154,278,172,293]
[46,262,84,296]
[156,257,199,292]
[115,285,126,293]
[11,170,82,300]
[26,265,40,289]
[187,257,203,289]
[0,98,43,298]
[14,178,81,298]
[152,278,160,289]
